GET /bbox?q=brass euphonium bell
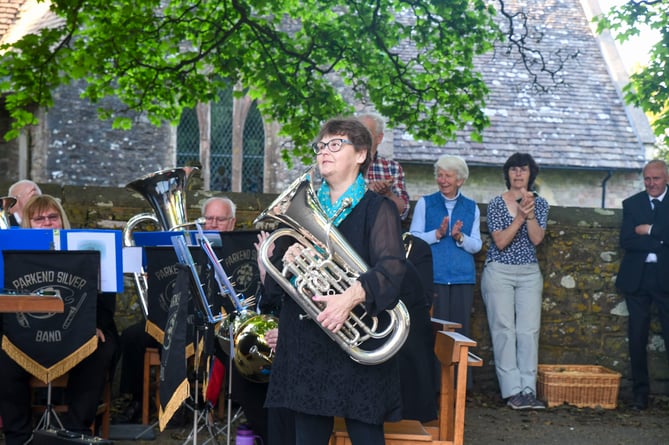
[216,307,280,384]
[216,308,258,355]
[124,167,199,234]
[216,310,279,384]
[0,196,17,229]
[123,167,200,316]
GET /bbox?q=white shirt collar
[649,187,668,203]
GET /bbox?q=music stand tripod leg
[205,318,245,445]
[133,419,159,440]
[34,381,64,432]
[181,323,220,445]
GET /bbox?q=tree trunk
[231,83,252,192]
[196,102,211,190]
[262,120,282,193]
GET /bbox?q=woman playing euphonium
[263,117,407,445]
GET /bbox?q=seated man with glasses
[202,197,236,232]
[113,195,237,424]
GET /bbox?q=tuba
[0,196,17,229]
[253,169,410,365]
[123,167,199,316]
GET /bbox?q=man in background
[616,159,669,411]
[358,112,410,220]
[201,197,236,232]
[7,180,42,226]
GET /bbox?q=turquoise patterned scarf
[317,173,367,227]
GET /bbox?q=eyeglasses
[311,138,352,154]
[204,216,234,223]
[30,213,61,224]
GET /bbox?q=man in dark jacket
[616,159,669,411]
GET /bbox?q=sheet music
[65,231,118,292]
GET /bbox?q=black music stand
[174,229,262,445]
[181,319,220,445]
[203,317,244,445]
[171,235,224,445]
[34,379,66,431]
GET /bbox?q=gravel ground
[3,391,667,444]
[109,392,669,445]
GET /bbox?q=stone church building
[0,0,656,209]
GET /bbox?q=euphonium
[253,169,410,365]
[0,196,17,229]
[123,167,199,316]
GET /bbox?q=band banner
[216,230,261,304]
[1,250,99,383]
[145,247,196,358]
[158,263,191,431]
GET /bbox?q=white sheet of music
[65,231,118,292]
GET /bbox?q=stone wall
[2,181,667,397]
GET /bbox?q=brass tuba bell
[123,167,200,316]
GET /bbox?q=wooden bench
[330,327,482,445]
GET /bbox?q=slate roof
[389,0,652,171]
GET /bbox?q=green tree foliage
[594,0,669,147]
[0,0,501,161]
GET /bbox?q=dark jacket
[616,190,669,294]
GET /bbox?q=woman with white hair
[409,155,482,338]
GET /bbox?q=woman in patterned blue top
[481,152,549,410]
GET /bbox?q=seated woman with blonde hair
[20,194,71,229]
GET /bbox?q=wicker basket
[537,364,621,409]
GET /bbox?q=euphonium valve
[253,169,410,365]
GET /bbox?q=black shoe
[632,394,648,411]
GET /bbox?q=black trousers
[293,411,384,445]
[0,334,118,445]
[118,321,159,402]
[432,283,475,338]
[624,263,669,397]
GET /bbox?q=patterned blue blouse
[485,195,549,265]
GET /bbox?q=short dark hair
[503,152,539,190]
[317,117,372,174]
